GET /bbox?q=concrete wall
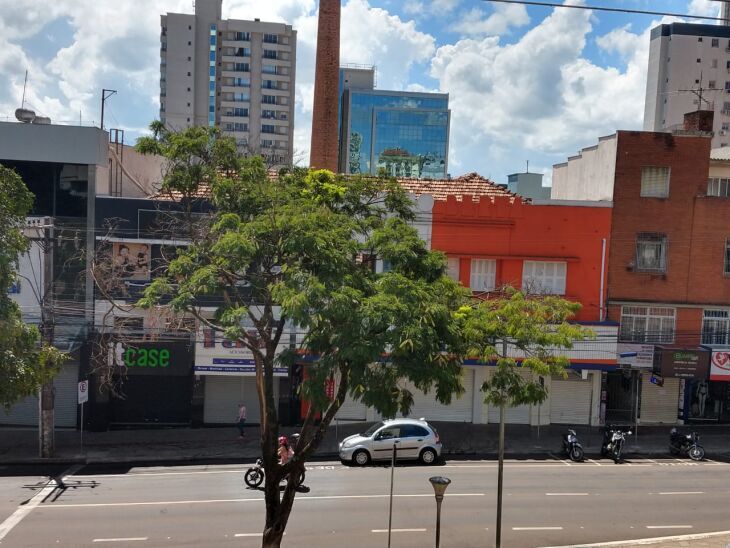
[551,135,618,201]
[0,122,107,166]
[97,144,165,198]
[161,12,197,131]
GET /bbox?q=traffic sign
[78,380,89,404]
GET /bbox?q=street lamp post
[387,439,400,548]
[429,476,451,548]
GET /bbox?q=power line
[482,0,730,23]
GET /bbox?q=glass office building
[338,89,450,180]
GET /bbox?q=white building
[644,14,730,148]
[160,0,296,166]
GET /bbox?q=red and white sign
[77,380,89,404]
[710,351,730,382]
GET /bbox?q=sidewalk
[1,422,730,465]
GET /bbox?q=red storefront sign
[710,351,730,382]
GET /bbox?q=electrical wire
[482,0,729,23]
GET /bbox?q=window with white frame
[619,306,675,343]
[702,309,730,346]
[708,178,730,197]
[636,233,667,272]
[446,257,460,282]
[470,259,496,292]
[521,261,567,295]
[640,166,670,197]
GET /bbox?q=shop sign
[710,351,730,382]
[107,340,192,376]
[194,327,288,377]
[653,348,710,379]
[617,343,654,369]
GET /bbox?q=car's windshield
[363,421,385,436]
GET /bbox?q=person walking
[237,403,247,439]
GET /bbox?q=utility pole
[100,89,117,131]
[38,219,55,458]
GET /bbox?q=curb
[540,529,730,547]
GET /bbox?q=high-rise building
[337,66,450,179]
[160,0,297,166]
[644,20,730,148]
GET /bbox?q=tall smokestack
[310,0,341,172]
[724,1,730,26]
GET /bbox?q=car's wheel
[353,449,370,466]
[689,446,705,461]
[419,448,438,465]
[244,468,264,488]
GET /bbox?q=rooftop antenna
[679,71,720,110]
[100,88,117,131]
[21,70,28,109]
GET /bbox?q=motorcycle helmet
[278,435,288,446]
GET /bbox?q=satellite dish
[32,116,51,124]
[15,108,36,123]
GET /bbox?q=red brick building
[552,114,730,424]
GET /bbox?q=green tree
[0,165,64,408]
[135,125,469,548]
[461,289,594,548]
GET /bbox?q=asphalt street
[1,457,730,548]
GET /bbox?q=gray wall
[0,122,107,166]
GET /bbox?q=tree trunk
[39,381,54,458]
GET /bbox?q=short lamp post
[429,476,451,548]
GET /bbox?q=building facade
[337,67,450,179]
[506,171,551,200]
[161,0,296,166]
[553,115,730,424]
[644,22,730,148]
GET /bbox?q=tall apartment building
[337,66,451,179]
[160,0,296,166]
[644,18,730,148]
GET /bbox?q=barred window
[636,233,667,272]
[702,309,730,346]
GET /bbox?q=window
[233,92,250,102]
[234,77,250,87]
[262,109,277,119]
[619,306,675,343]
[522,261,567,295]
[262,95,276,104]
[707,178,730,197]
[263,49,278,59]
[234,122,248,132]
[713,38,720,47]
[235,31,250,41]
[262,79,276,89]
[698,37,703,42]
[726,239,730,274]
[697,58,702,63]
[703,309,730,345]
[470,259,496,292]
[232,107,248,117]
[262,64,277,75]
[260,139,274,148]
[261,124,276,134]
[234,62,250,72]
[640,166,670,197]
[263,33,278,44]
[636,233,667,272]
[235,47,251,57]
[400,425,429,437]
[446,257,460,282]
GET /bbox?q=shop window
[470,259,496,292]
[702,309,730,345]
[619,306,675,343]
[522,260,566,295]
[640,166,670,197]
[636,233,667,272]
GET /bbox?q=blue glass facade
[209,25,217,127]
[341,91,450,179]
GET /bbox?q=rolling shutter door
[550,376,592,425]
[204,376,275,425]
[335,394,368,422]
[402,368,475,423]
[640,375,679,424]
[0,362,79,427]
[488,369,531,424]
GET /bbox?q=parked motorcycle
[601,425,631,464]
[562,429,584,462]
[244,458,306,488]
[669,428,705,461]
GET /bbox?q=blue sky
[0,0,722,184]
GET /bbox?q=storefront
[550,373,594,425]
[651,346,711,425]
[195,327,288,425]
[88,340,195,428]
[683,349,730,423]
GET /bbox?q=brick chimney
[310,0,341,172]
[683,110,714,133]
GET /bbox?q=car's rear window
[427,423,439,436]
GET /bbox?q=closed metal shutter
[335,394,368,421]
[0,362,79,428]
[401,368,475,423]
[203,376,278,425]
[549,376,592,425]
[488,369,531,424]
[640,375,679,424]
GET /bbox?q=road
[1,456,730,547]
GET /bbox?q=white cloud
[688,0,721,18]
[403,0,425,16]
[430,0,461,13]
[452,5,530,36]
[430,2,651,175]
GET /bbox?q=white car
[338,418,442,466]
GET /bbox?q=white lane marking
[646,525,693,529]
[372,529,426,533]
[586,459,602,466]
[93,538,148,543]
[0,464,81,542]
[235,533,262,537]
[545,493,589,496]
[538,529,730,547]
[657,491,703,495]
[513,527,563,531]
[40,492,485,509]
